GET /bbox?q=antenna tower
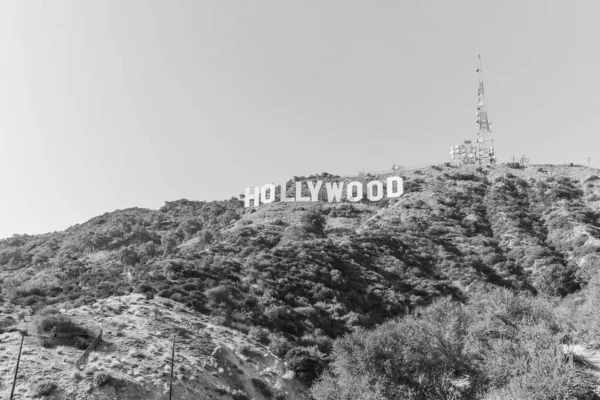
[450,51,497,165]
[475,52,496,164]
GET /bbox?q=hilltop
[2,162,600,398]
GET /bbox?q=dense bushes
[313,298,483,399]
[312,288,600,400]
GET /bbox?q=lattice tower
[475,53,496,165]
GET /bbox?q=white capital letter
[307,181,323,202]
[295,181,311,202]
[281,183,294,202]
[244,187,260,208]
[367,181,384,201]
[387,176,404,198]
[347,181,363,202]
[261,183,276,204]
[325,182,344,202]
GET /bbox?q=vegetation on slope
[1,163,600,396]
[312,283,600,399]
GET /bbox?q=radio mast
[450,52,497,165]
[475,52,496,164]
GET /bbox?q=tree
[284,347,326,384]
[119,245,139,266]
[300,209,326,235]
[142,241,158,258]
[176,219,203,240]
[161,232,178,256]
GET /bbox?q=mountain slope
[1,294,309,399]
[1,163,600,397]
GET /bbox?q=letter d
[386,176,404,198]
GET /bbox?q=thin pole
[10,331,25,400]
[169,333,177,400]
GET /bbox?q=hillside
[2,162,600,398]
[1,294,309,399]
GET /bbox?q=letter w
[325,182,344,202]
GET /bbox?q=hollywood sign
[245,176,403,208]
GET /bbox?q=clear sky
[0,0,599,239]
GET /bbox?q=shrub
[36,314,84,335]
[15,285,45,298]
[134,283,155,294]
[300,209,326,235]
[23,295,45,306]
[33,382,56,397]
[38,306,60,316]
[264,305,288,323]
[184,298,207,313]
[268,333,292,358]
[284,347,326,385]
[170,292,185,302]
[251,378,273,397]
[93,372,111,386]
[74,336,90,350]
[237,344,253,357]
[215,384,228,395]
[248,326,270,345]
[210,315,229,326]
[585,175,600,182]
[205,285,239,307]
[231,389,250,400]
[298,332,333,354]
[181,282,202,291]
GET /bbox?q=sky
[0,0,599,239]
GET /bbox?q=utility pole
[169,333,178,400]
[10,330,27,400]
